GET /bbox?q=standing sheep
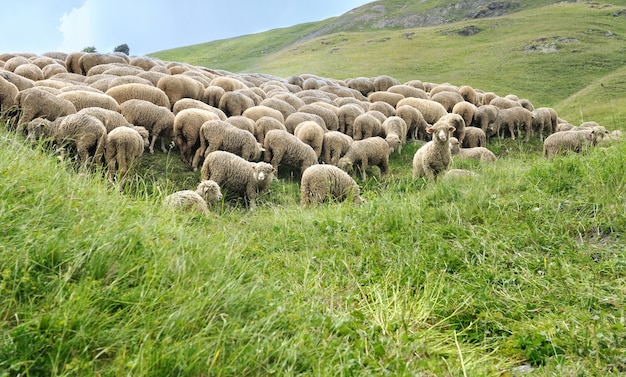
[338,136,390,180]
[156,74,205,109]
[493,107,533,140]
[255,116,286,145]
[396,97,447,125]
[438,113,466,145]
[543,128,600,159]
[337,103,365,136]
[396,104,429,141]
[164,180,223,215]
[14,86,77,126]
[382,116,408,153]
[300,164,365,206]
[412,120,456,181]
[57,90,121,112]
[285,112,327,134]
[173,108,221,166]
[449,137,496,162]
[294,120,325,159]
[472,104,499,140]
[77,107,132,133]
[321,131,354,166]
[200,150,275,210]
[105,83,170,109]
[352,112,383,141]
[119,99,175,154]
[263,129,318,176]
[218,90,255,117]
[105,125,150,183]
[430,91,464,112]
[462,126,487,148]
[298,103,339,132]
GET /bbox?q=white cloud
[58,1,102,53]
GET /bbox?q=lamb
[105,125,150,183]
[543,128,599,159]
[57,90,121,112]
[200,150,275,210]
[462,126,487,148]
[263,129,318,176]
[14,86,77,126]
[381,116,408,153]
[119,99,175,154]
[449,137,496,162]
[105,83,170,109]
[412,120,456,181]
[156,74,205,109]
[294,120,325,159]
[173,108,221,166]
[193,119,264,171]
[338,136,390,180]
[321,131,354,165]
[164,180,223,215]
[300,164,365,206]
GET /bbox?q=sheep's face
[253,163,275,183]
[428,123,455,143]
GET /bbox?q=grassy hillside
[2,1,626,376]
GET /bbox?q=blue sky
[1,1,371,56]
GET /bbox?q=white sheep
[294,120,325,159]
[300,164,365,206]
[263,129,318,176]
[164,180,223,215]
[543,128,600,159]
[449,137,496,162]
[105,83,170,109]
[338,136,390,180]
[119,99,175,154]
[412,120,456,180]
[14,86,77,126]
[200,150,275,210]
[105,125,150,183]
[382,116,408,153]
[321,131,354,166]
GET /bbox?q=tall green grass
[1,120,625,375]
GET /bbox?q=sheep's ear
[426,126,434,134]
[448,126,456,132]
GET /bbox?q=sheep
[218,90,255,117]
[284,112,326,134]
[489,97,522,110]
[449,137,496,162]
[382,116,408,153]
[321,131,354,166]
[543,128,600,159]
[210,76,248,92]
[56,90,121,112]
[396,104,429,141]
[0,75,19,113]
[13,63,44,81]
[368,91,404,108]
[412,120,456,181]
[200,150,275,210]
[396,97,447,125]
[156,74,205,109]
[300,164,365,206]
[64,52,85,74]
[259,97,297,120]
[129,55,163,71]
[430,91,464,112]
[78,52,129,75]
[105,125,150,183]
[294,120,325,159]
[173,108,221,166]
[226,115,256,135]
[25,113,107,166]
[106,83,170,109]
[452,101,477,136]
[119,99,175,154]
[193,119,264,171]
[263,129,318,176]
[458,85,479,106]
[172,98,223,117]
[346,77,375,97]
[203,85,226,108]
[368,101,396,118]
[438,113,466,145]
[242,105,285,124]
[462,126,487,148]
[1,70,35,91]
[255,116,287,145]
[298,103,338,132]
[14,86,77,126]
[531,107,556,141]
[444,168,478,179]
[388,84,428,99]
[352,112,383,141]
[373,75,400,91]
[472,104,499,140]
[493,107,533,140]
[338,136,390,180]
[42,63,68,79]
[164,180,223,215]
[337,103,365,136]
[137,71,169,86]
[77,107,132,133]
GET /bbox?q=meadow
[1,0,626,375]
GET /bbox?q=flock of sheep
[0,51,619,212]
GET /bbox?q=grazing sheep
[531,107,555,141]
[0,75,19,112]
[210,76,248,92]
[14,63,44,81]
[105,125,150,182]
[1,70,35,91]
[259,97,297,120]
[172,98,222,117]
[218,90,255,117]
[300,164,365,206]
[337,103,365,135]
[173,108,221,166]
[543,128,599,159]
[200,150,275,210]
[15,86,77,125]
[78,52,129,75]
[119,99,175,154]
[57,90,121,112]
[373,75,400,92]
[368,91,404,108]
[193,119,264,171]
[164,180,223,215]
[321,131,354,166]
[242,105,285,124]
[388,84,428,99]
[396,104,429,141]
[285,111,327,134]
[77,107,132,133]
[449,137,496,162]
[472,104,499,140]
[156,74,205,109]
[493,107,533,140]
[346,77,375,97]
[42,63,68,79]
[298,103,338,132]
[490,97,522,110]
[382,116,408,153]
[412,120,456,181]
[255,116,287,145]
[430,91,464,112]
[452,101,477,135]
[294,120,325,159]
[263,129,318,176]
[352,112,383,141]
[106,83,170,108]
[226,115,256,135]
[458,85,479,106]
[396,97,447,125]
[203,85,226,108]
[338,136,390,180]
[368,101,396,118]
[462,126,487,148]
[444,168,478,179]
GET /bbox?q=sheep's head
[337,158,352,172]
[427,122,455,143]
[449,137,460,154]
[385,134,401,153]
[253,162,275,183]
[198,179,223,202]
